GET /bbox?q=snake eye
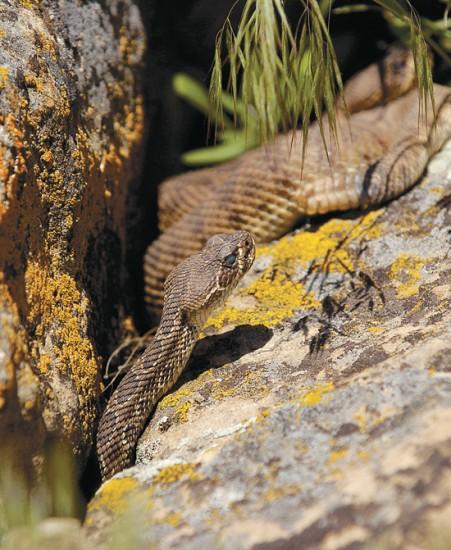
[224,253,237,267]
[391,61,404,74]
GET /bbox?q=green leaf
[182,139,251,166]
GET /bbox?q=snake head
[205,230,255,285]
[164,230,255,319]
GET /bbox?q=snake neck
[149,309,200,393]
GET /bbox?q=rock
[0,0,146,471]
[85,140,451,549]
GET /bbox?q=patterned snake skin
[144,48,451,322]
[97,232,255,480]
[97,48,451,480]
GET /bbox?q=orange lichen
[0,10,146,462]
[25,263,99,435]
[40,149,53,163]
[114,96,145,159]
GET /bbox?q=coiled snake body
[97,48,451,480]
[144,49,451,320]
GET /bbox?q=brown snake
[143,48,451,321]
[97,232,255,480]
[97,48,451,480]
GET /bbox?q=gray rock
[85,140,451,549]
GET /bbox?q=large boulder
[0,0,145,470]
[85,140,451,548]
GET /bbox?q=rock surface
[85,139,451,549]
[0,0,145,469]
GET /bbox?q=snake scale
[97,47,451,481]
[97,232,255,480]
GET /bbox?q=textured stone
[0,0,145,469]
[85,140,451,549]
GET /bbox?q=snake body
[97,232,255,480]
[97,48,451,480]
[144,53,451,322]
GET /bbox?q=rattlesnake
[97,47,451,480]
[97,232,255,480]
[143,48,451,321]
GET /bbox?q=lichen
[328,448,348,464]
[25,263,99,437]
[153,463,201,485]
[206,211,383,330]
[159,386,194,423]
[160,512,183,527]
[300,382,334,406]
[207,369,269,403]
[0,1,146,464]
[367,325,384,334]
[87,477,139,517]
[0,66,9,90]
[262,484,301,502]
[390,253,427,298]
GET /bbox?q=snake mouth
[238,230,256,273]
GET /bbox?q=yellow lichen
[153,463,201,485]
[89,477,138,515]
[357,450,369,462]
[390,253,427,298]
[262,212,382,268]
[367,325,384,334]
[328,448,348,464]
[353,404,396,432]
[207,269,320,330]
[0,66,9,90]
[263,484,301,502]
[206,212,383,330]
[25,263,99,436]
[161,512,183,527]
[256,407,271,422]
[207,368,269,403]
[300,382,334,406]
[24,73,44,92]
[40,149,53,163]
[175,401,191,423]
[159,386,194,423]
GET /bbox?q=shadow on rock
[182,324,273,383]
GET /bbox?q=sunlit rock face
[85,142,451,549]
